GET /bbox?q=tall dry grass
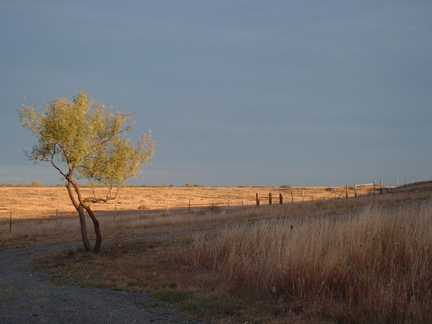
[181,203,432,323]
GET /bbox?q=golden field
[0,183,429,251]
[0,185,372,220]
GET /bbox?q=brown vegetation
[0,185,373,220]
[179,203,432,322]
[29,183,432,323]
[1,184,429,251]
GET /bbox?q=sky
[1,1,431,187]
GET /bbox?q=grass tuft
[152,289,191,304]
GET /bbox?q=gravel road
[0,242,202,324]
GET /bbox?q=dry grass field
[5,182,432,323]
[1,184,430,250]
[176,202,432,323]
[0,184,413,251]
[0,185,369,220]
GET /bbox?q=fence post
[354,184,357,198]
[279,193,283,205]
[291,192,294,203]
[380,180,383,194]
[346,184,349,199]
[256,193,260,206]
[188,198,191,213]
[269,193,272,205]
[9,211,12,232]
[302,191,305,202]
[373,182,376,196]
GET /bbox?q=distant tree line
[0,182,292,188]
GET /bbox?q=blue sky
[1,1,431,187]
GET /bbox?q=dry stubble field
[0,185,364,219]
[0,185,351,250]
[0,184,428,251]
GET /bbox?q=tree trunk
[78,205,92,252]
[66,180,93,253]
[84,206,102,253]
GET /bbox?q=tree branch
[82,197,114,204]
[49,152,68,178]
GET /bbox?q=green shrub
[279,185,292,188]
[32,181,44,187]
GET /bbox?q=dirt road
[0,242,201,324]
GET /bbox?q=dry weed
[179,203,432,323]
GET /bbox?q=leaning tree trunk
[66,181,93,252]
[83,205,102,253]
[77,205,92,252]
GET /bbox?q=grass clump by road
[153,289,239,317]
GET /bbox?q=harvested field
[0,185,379,220]
[1,182,431,251]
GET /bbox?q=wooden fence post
[380,180,383,194]
[354,184,357,198]
[373,182,376,196]
[302,191,305,202]
[346,184,349,199]
[279,193,283,204]
[188,198,191,213]
[269,193,272,205]
[256,193,260,206]
[291,192,294,203]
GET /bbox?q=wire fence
[2,179,431,233]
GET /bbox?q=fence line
[256,193,283,206]
[2,179,430,228]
